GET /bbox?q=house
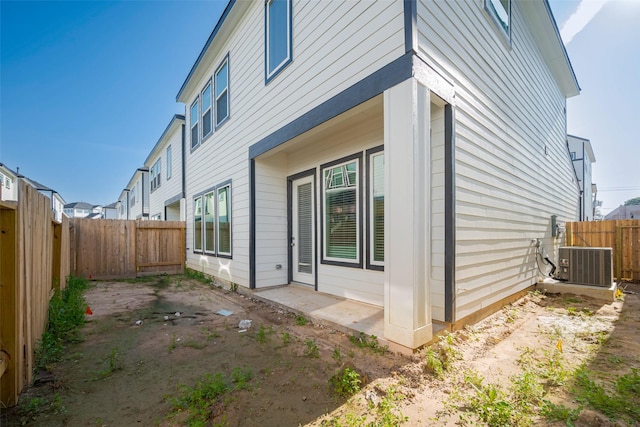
[0,163,18,201]
[567,135,597,221]
[605,204,640,220]
[176,0,580,349]
[144,115,186,221]
[122,168,150,220]
[64,202,98,218]
[102,202,118,219]
[21,176,67,222]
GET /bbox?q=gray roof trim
[144,114,186,166]
[176,0,236,102]
[0,162,18,177]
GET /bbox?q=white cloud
[560,0,610,44]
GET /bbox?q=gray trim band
[404,0,417,54]
[249,52,413,159]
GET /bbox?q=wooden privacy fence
[69,218,186,279]
[0,180,70,407]
[566,219,640,282]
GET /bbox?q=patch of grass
[183,340,207,350]
[184,268,211,284]
[541,401,581,426]
[168,335,178,353]
[255,324,274,344]
[304,338,320,358]
[349,333,387,354]
[35,276,89,371]
[153,275,171,289]
[203,327,220,341]
[424,348,444,378]
[295,315,309,326]
[423,333,461,379]
[332,347,343,364]
[329,367,361,399]
[281,331,291,346]
[168,368,253,426]
[536,349,570,387]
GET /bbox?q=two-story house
[145,115,186,221]
[176,0,580,349]
[119,168,150,220]
[567,134,596,221]
[0,163,18,202]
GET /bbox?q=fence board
[70,219,185,279]
[566,219,640,282]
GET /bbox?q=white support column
[384,78,433,349]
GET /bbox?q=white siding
[147,122,184,220]
[184,0,405,287]
[417,0,579,320]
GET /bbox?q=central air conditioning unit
[558,247,613,287]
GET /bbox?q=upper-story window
[5,176,9,189]
[166,145,172,180]
[215,57,229,127]
[265,0,292,82]
[190,100,199,149]
[485,0,511,44]
[201,82,212,139]
[150,159,161,192]
[570,151,576,160]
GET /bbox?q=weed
[152,275,171,290]
[35,276,89,371]
[230,282,238,292]
[424,348,444,378]
[203,327,220,341]
[183,340,206,350]
[349,333,387,354]
[168,368,253,426]
[541,400,581,426]
[184,268,210,284]
[329,367,361,398]
[281,331,291,346]
[255,325,273,344]
[332,347,343,364]
[537,349,569,387]
[567,306,578,316]
[295,315,309,326]
[368,386,409,426]
[304,338,320,358]
[168,335,177,353]
[606,354,623,364]
[98,347,122,378]
[51,393,66,414]
[20,396,48,414]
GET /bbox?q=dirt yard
[4,276,639,426]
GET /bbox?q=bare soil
[3,278,639,426]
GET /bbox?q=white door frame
[288,170,316,287]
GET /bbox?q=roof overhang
[521,0,580,98]
[176,0,251,103]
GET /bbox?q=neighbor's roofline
[543,0,580,93]
[143,114,185,166]
[176,0,235,102]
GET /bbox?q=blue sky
[1,0,638,215]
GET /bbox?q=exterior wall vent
[558,247,613,287]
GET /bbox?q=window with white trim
[201,82,212,138]
[215,57,229,126]
[485,0,511,43]
[322,157,360,264]
[368,150,384,267]
[265,0,292,81]
[5,176,9,189]
[166,145,172,180]
[190,100,199,149]
[194,197,203,252]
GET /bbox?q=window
[215,57,229,126]
[201,82,212,139]
[485,0,510,43]
[322,156,360,265]
[150,159,161,192]
[194,197,203,252]
[4,176,8,189]
[166,145,172,180]
[368,149,384,268]
[151,214,162,221]
[265,0,292,81]
[204,192,216,253]
[192,181,232,257]
[130,184,136,206]
[217,184,232,256]
[570,151,576,160]
[190,100,199,149]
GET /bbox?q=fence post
[615,225,622,281]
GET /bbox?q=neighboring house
[175,0,580,349]
[21,177,67,222]
[102,202,118,219]
[605,204,640,220]
[123,168,150,220]
[144,115,186,221]
[567,135,596,221]
[116,189,130,220]
[0,163,18,201]
[64,201,97,218]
